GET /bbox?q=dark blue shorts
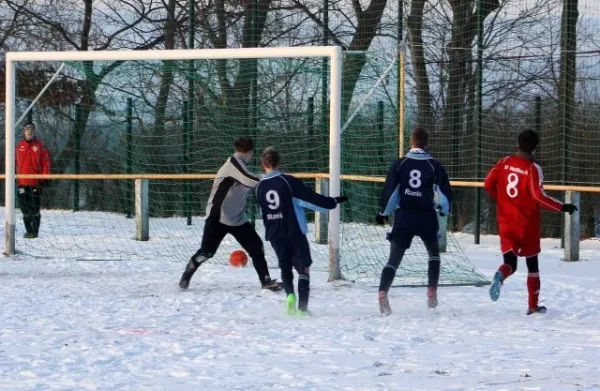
[389,210,439,249]
[269,235,313,272]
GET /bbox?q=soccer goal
[3,46,488,287]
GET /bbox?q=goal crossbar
[4,46,343,279]
[5,46,341,62]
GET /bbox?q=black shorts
[389,210,439,249]
[269,235,313,272]
[198,217,264,258]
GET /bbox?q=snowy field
[1,216,600,390]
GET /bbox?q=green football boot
[286,293,296,315]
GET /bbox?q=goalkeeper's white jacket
[205,153,260,226]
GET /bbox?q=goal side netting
[3,47,488,287]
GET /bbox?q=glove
[375,213,388,226]
[39,180,49,188]
[561,203,578,215]
[334,196,348,204]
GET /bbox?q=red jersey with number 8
[484,155,562,257]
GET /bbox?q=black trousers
[18,186,42,235]
[192,217,271,284]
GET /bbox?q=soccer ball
[229,250,248,267]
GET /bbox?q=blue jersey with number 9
[256,171,337,240]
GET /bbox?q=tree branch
[5,0,81,50]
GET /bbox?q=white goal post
[4,46,344,279]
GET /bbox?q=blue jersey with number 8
[379,148,453,216]
[256,171,337,240]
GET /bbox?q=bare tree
[407,0,432,127]
[153,0,184,138]
[559,0,578,181]
[0,0,28,52]
[5,0,167,174]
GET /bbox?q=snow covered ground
[1,220,600,389]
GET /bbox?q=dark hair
[410,126,429,148]
[517,129,540,154]
[233,136,254,153]
[261,147,281,169]
[24,122,35,130]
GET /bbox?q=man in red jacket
[16,122,51,238]
[484,129,577,315]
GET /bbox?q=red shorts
[498,222,540,258]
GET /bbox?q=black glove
[375,213,388,226]
[561,203,578,215]
[334,196,348,204]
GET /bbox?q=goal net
[3,47,488,287]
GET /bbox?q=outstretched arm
[528,163,562,212]
[286,175,338,212]
[228,157,260,188]
[41,143,51,175]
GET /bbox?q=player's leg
[31,186,42,237]
[230,222,279,290]
[179,218,228,290]
[521,224,544,314]
[490,223,520,301]
[489,251,518,301]
[423,240,440,308]
[293,236,313,314]
[378,238,409,315]
[269,239,295,312]
[416,212,441,308]
[499,251,518,281]
[18,187,34,237]
[525,255,545,314]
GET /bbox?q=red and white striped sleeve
[528,163,563,212]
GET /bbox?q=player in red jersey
[484,130,577,315]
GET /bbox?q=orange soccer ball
[229,250,248,268]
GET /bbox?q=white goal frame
[4,46,344,279]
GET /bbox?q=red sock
[527,273,540,310]
[498,264,513,282]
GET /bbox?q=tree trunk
[407,0,433,128]
[154,0,177,140]
[341,0,388,119]
[214,0,270,134]
[150,0,178,215]
[444,0,499,176]
[559,0,578,182]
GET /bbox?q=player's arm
[434,162,452,216]
[379,159,402,216]
[528,163,563,212]
[484,162,500,200]
[41,143,51,175]
[39,143,52,187]
[286,175,339,212]
[227,157,260,188]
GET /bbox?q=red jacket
[16,138,51,187]
[484,154,562,228]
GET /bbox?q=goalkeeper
[178,137,281,291]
